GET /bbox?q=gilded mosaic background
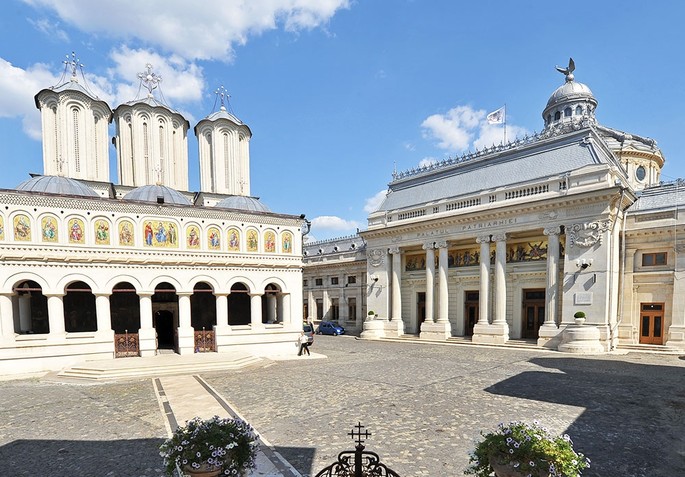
[143,220,178,248]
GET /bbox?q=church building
[0,57,306,375]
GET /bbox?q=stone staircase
[48,351,265,382]
[379,335,549,351]
[616,343,683,355]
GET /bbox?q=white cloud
[310,215,360,235]
[421,105,484,150]
[22,0,351,61]
[418,157,437,168]
[364,189,387,213]
[109,46,204,105]
[27,17,69,42]
[0,59,61,139]
[421,105,530,154]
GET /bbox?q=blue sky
[1,1,684,241]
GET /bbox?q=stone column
[177,293,194,355]
[424,242,435,324]
[539,227,562,347]
[437,241,449,323]
[0,293,16,341]
[94,293,114,337]
[307,290,314,322]
[18,294,31,333]
[46,294,66,339]
[138,293,156,357]
[250,294,264,329]
[666,243,685,349]
[475,235,491,328]
[493,233,508,325]
[215,293,229,328]
[390,247,402,323]
[282,293,291,325]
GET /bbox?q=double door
[522,289,545,339]
[639,303,664,345]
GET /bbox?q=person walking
[297,331,311,356]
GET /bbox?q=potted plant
[465,421,590,477]
[367,310,377,320]
[160,415,260,477]
[573,311,586,326]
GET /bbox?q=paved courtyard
[1,336,684,476]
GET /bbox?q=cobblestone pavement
[1,338,684,476]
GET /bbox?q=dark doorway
[110,282,140,333]
[417,292,426,324]
[64,281,97,332]
[522,289,545,339]
[12,280,49,334]
[228,283,250,325]
[191,282,216,330]
[464,291,479,336]
[154,310,175,349]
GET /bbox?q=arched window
[564,107,572,117]
[554,111,561,121]
[72,107,81,172]
[575,105,583,115]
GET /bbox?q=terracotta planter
[182,463,222,477]
[489,456,548,477]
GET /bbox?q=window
[330,298,339,321]
[316,299,323,320]
[575,105,583,115]
[554,111,561,121]
[642,252,666,266]
[315,278,323,286]
[303,279,308,287]
[347,275,356,284]
[331,277,339,285]
[348,297,357,321]
[564,107,572,117]
[636,165,646,182]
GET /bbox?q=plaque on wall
[574,292,593,305]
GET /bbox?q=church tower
[34,53,112,182]
[112,64,189,190]
[194,87,252,196]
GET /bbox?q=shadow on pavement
[484,356,685,477]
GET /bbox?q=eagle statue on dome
[555,57,575,82]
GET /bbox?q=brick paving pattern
[1,336,684,476]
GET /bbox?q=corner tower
[194,87,252,195]
[34,53,112,182]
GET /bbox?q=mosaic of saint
[41,216,58,242]
[208,227,221,250]
[186,225,201,249]
[282,231,293,254]
[94,219,110,245]
[0,216,4,240]
[264,231,276,253]
[118,220,134,246]
[144,220,178,248]
[507,241,548,262]
[405,253,426,271]
[246,229,258,252]
[68,218,85,244]
[227,228,240,251]
[13,214,31,241]
[448,248,481,267]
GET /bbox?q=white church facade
[358,61,685,352]
[0,59,306,375]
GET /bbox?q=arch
[554,111,561,121]
[188,275,220,292]
[564,107,572,117]
[226,276,257,294]
[64,280,97,332]
[191,281,217,330]
[259,276,289,293]
[110,281,141,334]
[228,282,250,326]
[153,282,178,350]
[575,105,583,115]
[148,275,184,293]
[105,275,143,294]
[56,274,99,294]
[12,280,49,334]
[2,271,50,294]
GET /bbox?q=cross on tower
[348,422,372,446]
[64,52,83,81]
[215,85,230,110]
[138,64,162,97]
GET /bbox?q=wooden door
[464,291,479,336]
[522,289,545,339]
[639,303,664,345]
[417,292,426,324]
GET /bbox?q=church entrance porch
[154,310,175,350]
[522,289,545,339]
[639,303,664,345]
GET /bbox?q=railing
[114,331,139,358]
[315,423,400,477]
[194,328,216,353]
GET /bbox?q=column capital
[422,241,436,250]
[388,246,401,255]
[435,240,448,249]
[492,232,508,242]
[93,292,112,298]
[176,292,194,298]
[476,234,491,244]
[544,225,562,236]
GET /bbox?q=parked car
[317,321,345,336]
[303,323,315,344]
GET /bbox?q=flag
[487,106,505,124]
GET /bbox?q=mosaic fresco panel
[264,231,276,253]
[227,228,240,251]
[208,227,221,250]
[247,229,258,252]
[94,219,111,245]
[143,220,178,248]
[186,225,201,249]
[68,218,85,244]
[41,216,58,243]
[0,216,4,240]
[118,220,134,246]
[282,231,293,253]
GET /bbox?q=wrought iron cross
[216,85,230,110]
[348,422,371,446]
[64,51,83,79]
[138,63,162,97]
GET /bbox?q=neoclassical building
[360,61,685,352]
[0,59,306,375]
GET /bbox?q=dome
[15,175,99,197]
[123,184,192,205]
[215,195,270,212]
[545,80,596,111]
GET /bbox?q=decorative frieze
[368,248,385,267]
[567,220,611,248]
